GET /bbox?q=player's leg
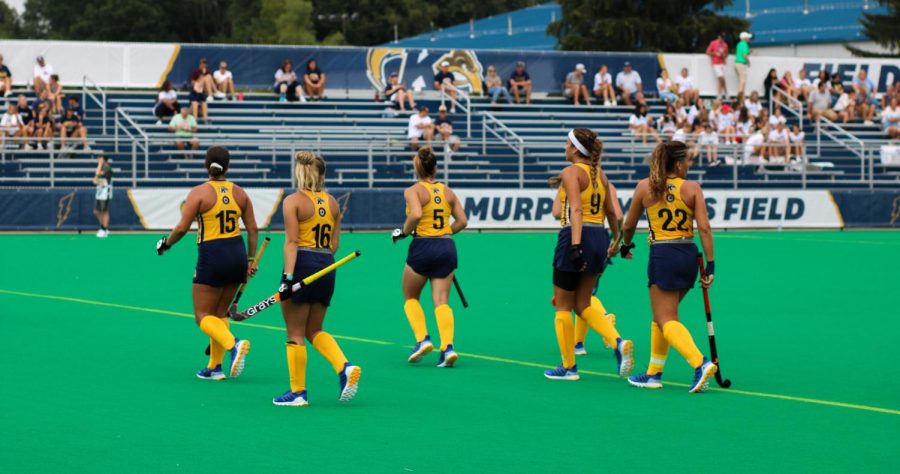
[274,300,311,406]
[307,303,361,402]
[546,277,578,380]
[193,283,232,380]
[575,273,633,377]
[402,264,433,362]
[430,272,458,368]
[651,285,716,393]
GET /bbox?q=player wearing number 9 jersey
[273,152,361,407]
[399,147,467,368]
[621,141,717,393]
[156,146,258,381]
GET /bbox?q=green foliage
[846,0,899,57]
[0,0,20,38]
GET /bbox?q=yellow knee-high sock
[574,316,589,344]
[578,304,620,347]
[554,311,575,368]
[662,321,704,368]
[403,299,428,342]
[434,304,454,351]
[286,342,307,393]
[311,332,349,374]
[647,322,669,375]
[199,316,235,350]
[207,318,231,369]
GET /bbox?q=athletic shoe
[273,390,308,406]
[602,313,617,349]
[229,338,250,378]
[574,342,587,356]
[196,364,225,381]
[279,94,287,103]
[544,365,579,381]
[338,363,361,402]
[213,91,226,99]
[407,336,434,363]
[437,344,458,368]
[688,358,718,393]
[96,229,105,238]
[614,338,635,377]
[628,372,663,389]
[205,95,214,103]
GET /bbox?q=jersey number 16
[312,223,332,248]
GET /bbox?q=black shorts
[552,226,609,291]
[648,241,699,291]
[189,90,207,103]
[407,237,457,278]
[193,236,248,287]
[286,248,336,307]
[94,199,109,213]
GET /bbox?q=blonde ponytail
[294,151,325,192]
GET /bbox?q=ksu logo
[431,50,485,95]
[366,48,408,93]
[891,196,900,225]
[316,197,325,205]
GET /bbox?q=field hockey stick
[452,275,469,308]
[231,250,361,321]
[697,254,732,388]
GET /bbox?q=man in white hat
[433,61,457,113]
[33,56,53,95]
[735,31,752,96]
[564,63,591,106]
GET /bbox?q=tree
[846,0,899,57]
[548,0,749,52]
[0,0,20,38]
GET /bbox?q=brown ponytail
[414,146,437,179]
[571,127,603,189]
[547,175,562,188]
[649,141,688,198]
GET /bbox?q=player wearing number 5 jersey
[397,147,467,368]
[156,146,258,381]
[620,141,717,393]
[273,152,361,407]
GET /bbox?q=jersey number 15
[216,210,238,234]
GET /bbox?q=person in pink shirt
[706,33,728,99]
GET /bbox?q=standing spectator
[852,69,878,125]
[47,74,64,114]
[168,106,199,155]
[1,103,27,148]
[57,106,89,151]
[789,124,805,161]
[735,32,752,97]
[508,61,532,104]
[93,153,113,238]
[628,104,659,143]
[674,67,699,105]
[212,62,235,100]
[407,106,434,150]
[0,54,12,97]
[274,60,304,103]
[434,61,457,113]
[303,59,326,100]
[385,72,416,111]
[564,63,590,106]
[593,64,615,106]
[808,80,837,122]
[767,122,790,163]
[882,96,900,139]
[433,105,461,152]
[154,80,180,124]
[656,69,678,103]
[744,90,762,118]
[697,123,718,165]
[190,59,216,102]
[706,32,729,99]
[33,56,53,95]
[763,68,778,103]
[32,102,53,149]
[189,77,209,121]
[794,69,813,101]
[484,66,511,105]
[615,62,643,106]
[833,89,857,123]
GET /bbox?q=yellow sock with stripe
[647,322,669,375]
[578,304,620,347]
[311,332,348,374]
[286,342,307,393]
[404,299,428,342]
[554,311,575,368]
[199,316,235,351]
[662,321,704,368]
[434,304,454,351]
[207,319,230,369]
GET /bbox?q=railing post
[368,144,374,189]
[732,146,738,189]
[518,142,524,188]
[482,116,487,155]
[49,146,55,188]
[132,142,138,187]
[144,138,149,179]
[801,150,807,189]
[869,147,875,190]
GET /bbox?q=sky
[6,0,23,13]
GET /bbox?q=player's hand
[568,244,586,271]
[247,265,258,278]
[278,273,294,301]
[391,228,407,244]
[607,241,621,258]
[700,261,715,288]
[620,242,635,260]
[156,236,170,256]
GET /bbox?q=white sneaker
[864,120,874,126]
[96,229,108,238]
[206,95,214,103]
[24,144,33,150]
[213,91,225,99]
[298,95,307,103]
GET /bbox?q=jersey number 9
[657,208,689,231]
[589,193,601,214]
[433,209,445,229]
[312,223,332,249]
[216,210,238,234]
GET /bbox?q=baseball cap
[516,61,525,67]
[740,31,752,40]
[389,72,398,77]
[441,61,450,67]
[36,56,44,62]
[575,63,586,72]
[624,61,632,67]
[438,104,447,112]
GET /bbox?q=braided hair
[648,141,688,198]
[571,127,603,189]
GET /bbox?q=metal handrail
[769,84,804,131]
[82,76,108,135]
[815,115,866,180]
[481,111,525,187]
[440,85,472,138]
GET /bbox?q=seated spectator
[833,89,857,123]
[189,78,209,121]
[881,81,899,110]
[812,70,830,90]
[851,69,878,125]
[593,64,615,106]
[616,62,644,106]
[1,103,27,148]
[710,101,736,144]
[47,74,64,114]
[808,80,836,122]
[66,96,84,120]
[882,96,900,139]
[763,68,778,103]
[778,71,797,103]
[674,67,699,105]
[829,72,845,100]
[744,126,768,163]
[794,69,812,101]
[407,106,434,150]
[33,56,53,95]
[16,95,34,141]
[385,72,416,111]
[676,98,699,127]
[191,59,216,102]
[656,69,678,103]
[768,106,787,127]
[697,123,718,165]
[672,121,691,143]
[303,59,326,100]
[658,111,678,138]
[755,108,770,129]
[564,63,591,106]
[434,61,457,113]
[0,54,12,97]
[508,61,532,104]
[735,107,754,141]
[434,105,461,152]
[274,60,304,103]
[168,106,199,154]
[154,80,180,123]
[744,90,762,118]
[484,66,511,105]
[58,106,89,151]
[628,104,659,143]
[789,124,805,161]
[32,101,54,149]
[767,122,790,163]
[212,62,234,100]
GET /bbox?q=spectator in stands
[304,59,326,101]
[736,107,754,142]
[882,96,900,139]
[735,32,752,97]
[434,61,457,113]
[385,72,416,111]
[674,67,699,105]
[789,124,805,161]
[191,59,216,102]
[833,89,857,123]
[763,68,778,103]
[274,60,304,103]
[16,95,34,141]
[829,72,845,100]
[706,32,729,99]
[794,69,813,101]
[33,56,53,95]
[777,71,797,104]
[767,121,789,163]
[744,90,762,118]
[656,69,678,103]
[593,64,615,106]
[58,106,89,151]
[697,123,718,165]
[676,98,699,127]
[407,106,434,150]
[616,62,643,106]
[47,74,64,115]
[744,126,767,163]
[189,76,209,122]
[434,104,461,153]
[564,63,591,106]
[628,104,659,143]
[154,80,180,124]
[881,81,899,110]
[508,61,532,104]
[812,70,830,91]
[852,69,878,125]
[1,103,27,148]
[484,66,511,105]
[755,107,770,130]
[769,106,787,127]
[658,104,678,138]
[32,101,53,149]
[0,54,12,97]
[168,106,199,155]
[713,101,736,144]
[213,62,235,101]
[808,80,837,122]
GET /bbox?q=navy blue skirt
[648,242,699,291]
[287,249,336,307]
[194,236,248,287]
[407,237,458,278]
[553,226,610,275]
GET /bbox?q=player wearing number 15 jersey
[156,146,258,381]
[395,147,467,368]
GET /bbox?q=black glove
[278,273,294,301]
[156,236,170,256]
[568,244,586,271]
[704,261,715,278]
[620,242,635,258]
[391,228,407,244]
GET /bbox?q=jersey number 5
[657,208,689,231]
[312,223,332,248]
[216,210,237,234]
[432,209,445,229]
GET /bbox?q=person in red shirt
[706,33,728,99]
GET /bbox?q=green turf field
[1,231,898,472]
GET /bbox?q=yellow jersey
[296,191,336,250]
[197,181,242,244]
[412,181,452,237]
[647,177,694,242]
[560,163,606,227]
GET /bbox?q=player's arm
[552,188,562,218]
[329,194,342,253]
[561,166,582,244]
[157,187,202,254]
[687,181,715,287]
[445,187,467,234]
[601,174,620,247]
[235,185,259,270]
[621,180,647,258]
[401,186,423,236]
[282,195,300,276]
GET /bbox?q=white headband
[209,162,224,171]
[568,130,589,157]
